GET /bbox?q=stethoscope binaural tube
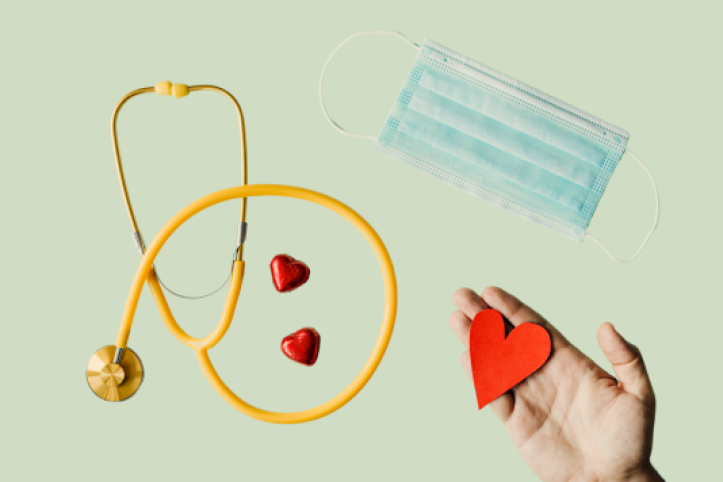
[112,82,249,247]
[112,82,249,303]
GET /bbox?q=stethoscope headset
[85,81,397,424]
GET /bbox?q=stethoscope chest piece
[86,345,144,402]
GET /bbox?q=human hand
[449,287,662,482]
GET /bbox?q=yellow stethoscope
[85,82,397,424]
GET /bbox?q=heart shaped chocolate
[281,328,320,366]
[270,254,310,293]
[470,309,551,409]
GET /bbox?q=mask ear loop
[583,149,659,263]
[319,30,420,141]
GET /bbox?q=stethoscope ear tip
[86,345,144,402]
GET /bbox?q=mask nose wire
[318,31,420,141]
[583,148,660,263]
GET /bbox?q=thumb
[597,322,655,407]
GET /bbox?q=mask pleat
[418,68,610,169]
[398,108,589,212]
[408,85,600,189]
[389,130,583,227]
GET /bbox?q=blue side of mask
[374,40,629,241]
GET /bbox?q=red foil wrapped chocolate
[270,254,310,293]
[281,328,320,366]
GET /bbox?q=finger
[480,286,544,326]
[481,286,568,349]
[449,310,472,347]
[461,351,473,381]
[597,322,655,407]
[453,288,490,320]
[490,392,514,422]
[461,350,514,422]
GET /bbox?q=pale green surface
[1,1,720,480]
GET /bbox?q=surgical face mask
[319,31,658,262]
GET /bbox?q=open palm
[449,287,662,482]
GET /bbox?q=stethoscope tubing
[117,184,397,423]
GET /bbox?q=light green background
[1,1,720,480]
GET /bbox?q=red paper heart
[470,309,551,409]
[270,254,310,292]
[281,328,320,366]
